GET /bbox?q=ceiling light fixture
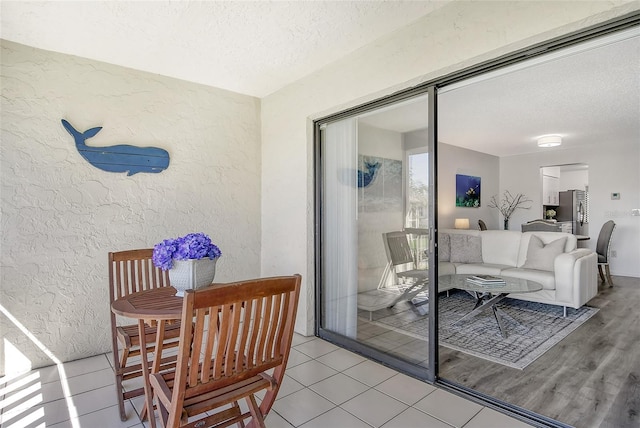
[537,135,562,148]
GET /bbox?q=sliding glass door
[316,94,435,377]
[315,19,637,428]
[434,26,639,427]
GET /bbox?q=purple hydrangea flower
[152,232,222,270]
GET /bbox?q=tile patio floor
[0,334,533,427]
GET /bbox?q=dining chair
[382,231,429,308]
[108,249,182,421]
[149,275,302,428]
[596,220,616,286]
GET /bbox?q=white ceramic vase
[169,258,218,297]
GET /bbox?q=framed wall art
[456,174,481,207]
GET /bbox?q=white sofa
[438,229,598,315]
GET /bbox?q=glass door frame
[314,87,438,382]
[314,12,639,425]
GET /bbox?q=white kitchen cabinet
[543,174,560,205]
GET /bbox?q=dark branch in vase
[488,190,533,223]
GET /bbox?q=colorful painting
[456,174,481,207]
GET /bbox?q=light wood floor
[439,275,640,428]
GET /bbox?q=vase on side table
[504,219,509,230]
[169,258,218,297]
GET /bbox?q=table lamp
[454,218,470,229]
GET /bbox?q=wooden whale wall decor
[357,161,380,188]
[61,119,170,175]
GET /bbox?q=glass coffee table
[438,274,543,338]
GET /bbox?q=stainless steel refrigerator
[557,190,588,235]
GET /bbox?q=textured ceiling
[439,29,640,156]
[0,0,450,97]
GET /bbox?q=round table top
[111,286,183,322]
[439,274,543,294]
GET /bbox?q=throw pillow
[450,234,483,263]
[522,235,567,272]
[439,233,451,262]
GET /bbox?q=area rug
[361,290,598,370]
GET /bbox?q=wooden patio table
[111,284,281,428]
[111,286,183,428]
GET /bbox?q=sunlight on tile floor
[0,334,533,427]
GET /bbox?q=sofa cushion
[500,268,556,290]
[522,235,567,272]
[438,261,456,275]
[455,263,509,275]
[517,232,577,266]
[479,230,522,266]
[450,234,483,263]
[439,233,451,262]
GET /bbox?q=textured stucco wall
[261,1,639,335]
[0,40,261,374]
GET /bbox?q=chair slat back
[596,220,616,261]
[383,231,414,267]
[108,249,170,302]
[174,275,301,402]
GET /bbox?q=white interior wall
[500,143,639,277]
[357,123,403,159]
[559,169,589,191]
[261,1,639,335]
[0,40,262,374]
[404,129,428,151]
[438,143,500,230]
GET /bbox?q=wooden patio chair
[109,249,183,421]
[149,275,301,428]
